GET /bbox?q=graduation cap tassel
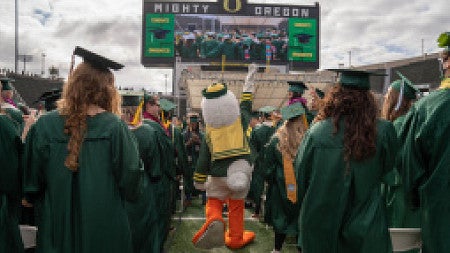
[131,100,144,126]
[394,79,405,111]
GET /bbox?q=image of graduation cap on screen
[148,27,171,40]
[293,33,314,44]
[35,88,62,111]
[328,69,385,90]
[288,81,307,95]
[72,46,124,72]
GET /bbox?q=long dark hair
[314,85,378,162]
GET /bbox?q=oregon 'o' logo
[223,0,242,13]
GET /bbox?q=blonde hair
[57,62,121,171]
[276,116,307,161]
[381,87,414,122]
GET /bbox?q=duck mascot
[192,64,258,249]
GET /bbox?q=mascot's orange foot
[192,219,225,249]
[225,230,255,249]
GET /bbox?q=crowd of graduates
[0,31,449,253]
[175,29,288,62]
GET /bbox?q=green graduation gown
[295,118,398,253]
[0,115,24,253]
[183,129,204,196]
[126,124,160,253]
[23,111,142,253]
[248,123,274,208]
[143,119,175,251]
[383,115,420,229]
[1,104,24,135]
[400,88,450,253]
[264,136,300,235]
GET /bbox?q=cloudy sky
[0,0,448,92]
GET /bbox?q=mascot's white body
[192,64,257,250]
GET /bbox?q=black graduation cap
[73,46,124,71]
[293,33,314,44]
[35,88,62,111]
[148,28,171,40]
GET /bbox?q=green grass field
[165,198,300,253]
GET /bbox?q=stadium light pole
[41,52,46,76]
[15,0,19,73]
[348,50,352,68]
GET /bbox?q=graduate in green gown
[183,114,204,206]
[380,72,420,234]
[23,47,143,253]
[287,81,314,125]
[1,78,24,134]
[248,110,274,218]
[308,88,325,120]
[120,91,161,253]
[142,94,176,252]
[264,103,307,253]
[0,87,24,253]
[295,69,398,253]
[400,32,450,253]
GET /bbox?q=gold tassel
[302,114,309,128]
[131,100,144,126]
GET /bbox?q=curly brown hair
[57,62,121,171]
[314,85,377,162]
[276,116,307,161]
[381,87,414,122]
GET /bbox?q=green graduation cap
[73,46,124,71]
[315,88,325,99]
[437,32,450,51]
[1,78,14,91]
[328,69,385,90]
[288,81,307,94]
[258,105,277,113]
[281,102,305,121]
[159,98,176,111]
[390,71,418,99]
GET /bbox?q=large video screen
[142,0,320,70]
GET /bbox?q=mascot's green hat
[202,83,228,99]
[281,102,305,121]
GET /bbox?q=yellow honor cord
[282,155,297,203]
[302,114,309,128]
[440,78,450,89]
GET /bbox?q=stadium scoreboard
[142,0,320,71]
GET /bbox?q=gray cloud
[0,0,448,91]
